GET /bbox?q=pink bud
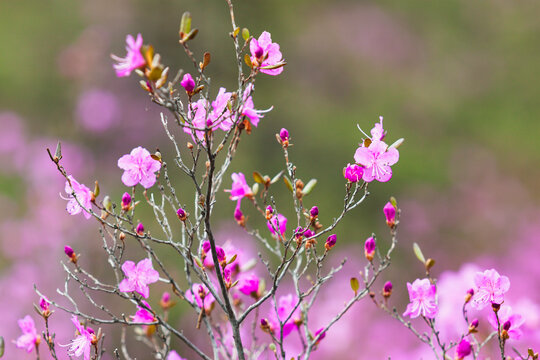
[364,237,376,261]
[325,234,337,251]
[279,128,289,142]
[309,206,319,218]
[39,297,50,312]
[344,163,364,183]
[121,192,131,211]
[136,222,145,236]
[456,339,472,359]
[176,207,187,221]
[202,241,211,254]
[383,202,396,227]
[180,73,196,93]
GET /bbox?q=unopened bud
[325,234,337,251]
[492,302,501,313]
[468,318,479,333]
[176,207,187,221]
[465,288,474,303]
[121,192,132,211]
[383,201,396,228]
[265,205,273,220]
[309,206,319,219]
[383,281,393,298]
[279,128,289,147]
[364,236,376,261]
[119,232,126,241]
[136,222,145,236]
[64,245,77,263]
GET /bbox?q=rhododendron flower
[15,315,39,353]
[250,31,284,75]
[167,350,187,360]
[240,85,270,127]
[211,87,233,130]
[64,316,95,360]
[184,98,210,142]
[186,283,215,312]
[180,73,196,93]
[112,34,146,77]
[131,301,156,324]
[344,163,364,183]
[267,213,287,237]
[488,306,524,340]
[403,278,438,319]
[225,172,252,201]
[371,116,386,141]
[117,147,161,188]
[455,338,472,359]
[118,258,160,298]
[269,294,302,338]
[202,240,226,267]
[354,140,399,182]
[237,273,260,297]
[471,269,510,310]
[64,176,93,219]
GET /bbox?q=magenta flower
[471,269,510,310]
[211,87,233,131]
[354,140,399,183]
[225,172,253,201]
[250,31,285,75]
[364,236,376,261]
[64,316,95,360]
[488,306,524,340]
[167,350,187,360]
[403,278,438,319]
[269,294,302,338]
[180,73,196,93]
[237,273,260,297]
[343,163,364,183]
[15,315,39,353]
[455,339,472,359]
[117,146,161,189]
[112,34,146,77]
[383,201,396,227]
[118,258,160,298]
[39,297,50,313]
[186,283,216,312]
[267,213,287,238]
[131,301,156,324]
[240,85,268,127]
[202,240,226,268]
[64,176,93,219]
[325,234,337,251]
[184,98,210,142]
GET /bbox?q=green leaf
[350,277,359,296]
[242,28,250,41]
[233,27,240,38]
[227,253,237,265]
[302,179,317,196]
[180,11,192,37]
[390,196,398,208]
[54,141,62,160]
[253,171,264,184]
[252,183,259,195]
[389,138,404,149]
[271,170,284,184]
[413,242,426,264]
[283,176,293,193]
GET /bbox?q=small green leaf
[103,195,112,212]
[194,256,203,268]
[227,254,237,265]
[54,141,62,160]
[413,242,426,264]
[244,54,252,68]
[350,277,359,296]
[242,28,250,41]
[389,138,404,150]
[271,170,284,184]
[93,181,100,197]
[233,27,240,38]
[302,179,317,196]
[390,196,398,209]
[180,11,192,37]
[269,343,276,352]
[283,176,293,193]
[253,171,264,184]
[252,183,259,195]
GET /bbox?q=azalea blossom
[112,34,146,77]
[118,258,160,298]
[64,176,93,219]
[15,315,39,353]
[267,213,287,238]
[225,172,253,201]
[371,116,387,141]
[403,278,438,319]
[131,301,156,324]
[237,273,260,297]
[488,305,524,340]
[211,87,233,131]
[250,31,285,75]
[471,269,510,310]
[354,140,399,183]
[455,339,472,359]
[343,163,364,183]
[269,294,302,338]
[186,283,216,312]
[64,316,95,360]
[167,350,187,360]
[117,146,161,188]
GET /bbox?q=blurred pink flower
[371,116,386,141]
[180,73,195,92]
[240,85,268,127]
[354,140,399,183]
[471,269,510,310]
[267,213,287,237]
[131,301,156,324]
[15,315,39,353]
[118,258,160,299]
[250,31,284,75]
[64,316,95,360]
[455,338,472,359]
[211,87,233,131]
[403,278,438,319]
[488,305,524,340]
[167,350,187,360]
[226,172,252,201]
[117,146,161,188]
[112,33,146,77]
[269,294,302,338]
[184,98,209,142]
[75,89,119,133]
[186,283,216,312]
[237,273,260,297]
[64,176,93,220]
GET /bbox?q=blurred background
[2,0,540,358]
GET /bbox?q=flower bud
[121,192,132,211]
[309,206,319,220]
[468,318,479,333]
[39,297,51,317]
[455,339,472,359]
[343,163,364,183]
[176,207,187,221]
[278,128,290,147]
[383,281,393,298]
[119,232,126,241]
[383,201,396,228]
[492,302,501,313]
[180,73,196,93]
[325,234,337,251]
[364,236,376,261]
[503,320,512,331]
[260,318,272,333]
[136,222,145,236]
[64,245,74,258]
[234,202,245,227]
[314,327,326,345]
[160,291,175,310]
[265,205,273,220]
[465,288,474,303]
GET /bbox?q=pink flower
[131,301,156,324]
[488,306,524,340]
[471,269,510,310]
[64,176,93,219]
[118,258,160,298]
[354,140,399,182]
[167,350,187,360]
[64,316,95,360]
[225,172,253,201]
[344,163,364,183]
[250,31,285,75]
[240,85,268,127]
[117,146,161,188]
[371,116,387,141]
[267,213,287,237]
[211,87,233,131]
[383,201,396,227]
[269,294,302,338]
[403,278,438,319]
[455,339,472,359]
[112,34,146,77]
[237,273,260,297]
[180,73,196,93]
[15,315,39,353]
[186,283,216,312]
[184,98,209,142]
